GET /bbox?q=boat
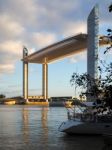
[49,96,73,107]
[64,100,73,108]
[25,99,49,106]
[4,99,16,105]
[58,100,112,135]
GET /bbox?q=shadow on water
[57,134,101,150]
[102,135,112,150]
[58,133,112,150]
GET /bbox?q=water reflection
[22,108,29,143]
[41,107,48,135]
[41,107,49,149]
[22,106,49,145]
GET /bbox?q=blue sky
[0,0,112,97]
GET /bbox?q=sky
[0,0,112,98]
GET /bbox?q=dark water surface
[0,105,111,150]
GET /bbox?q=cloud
[35,0,80,29]
[68,51,87,63]
[32,32,57,49]
[0,32,57,74]
[0,14,25,41]
[0,40,23,74]
[62,21,87,37]
[0,40,22,55]
[0,0,37,26]
[0,64,14,74]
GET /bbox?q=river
[0,105,111,150]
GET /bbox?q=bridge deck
[23,33,108,64]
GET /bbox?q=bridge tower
[23,47,28,100]
[87,4,99,101]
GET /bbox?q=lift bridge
[22,5,109,101]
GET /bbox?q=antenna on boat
[74,66,78,98]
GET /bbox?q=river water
[0,105,111,150]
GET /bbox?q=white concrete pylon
[87,4,99,101]
[87,4,99,79]
[23,47,28,100]
[42,58,48,99]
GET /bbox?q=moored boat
[4,99,16,105]
[58,101,112,135]
[25,99,49,106]
[64,101,73,108]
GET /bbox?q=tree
[109,4,112,12]
[70,65,112,109]
[104,29,112,54]
[70,73,102,99]
[104,4,112,53]
[0,94,6,99]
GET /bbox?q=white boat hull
[59,120,112,135]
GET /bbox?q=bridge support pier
[23,48,28,100]
[42,59,48,99]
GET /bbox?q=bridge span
[22,33,108,100]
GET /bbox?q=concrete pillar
[23,47,28,100]
[42,58,48,99]
[87,5,99,101]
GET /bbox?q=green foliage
[104,5,112,54]
[70,68,112,108]
[0,94,5,99]
[70,73,101,97]
[104,29,112,54]
[109,4,112,12]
